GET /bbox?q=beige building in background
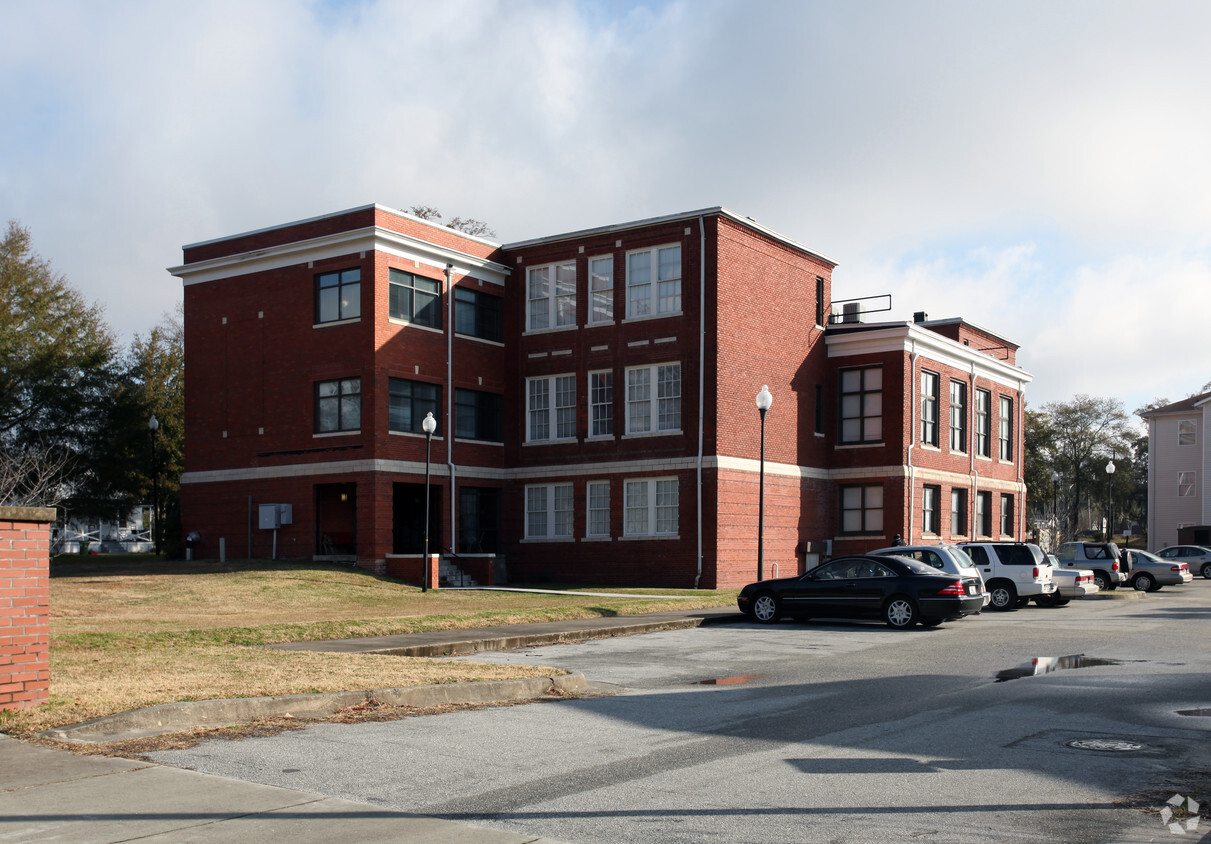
[1141,390,1211,549]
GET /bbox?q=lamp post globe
[1105,459,1116,543]
[422,412,437,592]
[755,386,772,582]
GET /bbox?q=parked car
[956,542,1057,611]
[1124,549,1193,591]
[1054,542,1127,591]
[869,543,990,607]
[1155,545,1211,579]
[736,554,984,629]
[1037,554,1099,607]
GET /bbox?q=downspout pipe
[694,215,706,588]
[1017,379,1026,540]
[969,363,978,541]
[907,343,918,543]
[445,263,457,555]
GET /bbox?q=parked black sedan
[737,554,985,629]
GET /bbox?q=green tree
[1039,395,1132,540]
[0,221,117,505]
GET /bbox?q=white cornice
[168,225,511,287]
[826,323,1032,389]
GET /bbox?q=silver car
[1155,545,1211,579]
[1040,554,1099,606]
[1125,549,1193,590]
[870,544,990,607]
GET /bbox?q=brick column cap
[0,506,56,523]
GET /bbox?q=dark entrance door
[393,482,440,554]
[316,483,356,556]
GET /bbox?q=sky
[3,0,1210,419]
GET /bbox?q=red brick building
[170,205,1031,588]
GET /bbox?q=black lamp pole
[422,412,436,592]
[755,386,773,582]
[148,415,160,555]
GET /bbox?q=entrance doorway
[393,482,441,554]
[316,483,356,556]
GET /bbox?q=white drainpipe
[907,343,918,542]
[694,215,706,588]
[445,263,457,554]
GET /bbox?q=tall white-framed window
[975,388,991,457]
[998,396,1014,460]
[921,370,939,446]
[527,261,576,331]
[949,380,967,453]
[975,490,992,537]
[624,477,679,537]
[626,244,681,318]
[525,484,573,539]
[586,480,610,538]
[922,485,940,535]
[589,370,613,437]
[527,374,577,442]
[626,363,681,434]
[589,255,613,324]
[839,366,882,444]
[1179,471,1197,497]
[1000,493,1015,536]
[1179,420,1197,446]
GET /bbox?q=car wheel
[920,617,943,628]
[883,596,918,629]
[1092,571,1112,591]
[1202,563,1211,579]
[1015,597,1031,608]
[1052,597,1070,606]
[751,592,781,624]
[1132,573,1154,592]
[987,582,1018,611]
[1034,594,1057,608]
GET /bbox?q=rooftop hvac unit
[841,301,862,324]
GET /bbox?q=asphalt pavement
[0,605,740,843]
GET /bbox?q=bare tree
[408,206,496,239]
[0,443,72,507]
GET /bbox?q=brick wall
[0,507,54,711]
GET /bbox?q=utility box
[258,503,293,529]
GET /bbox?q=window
[626,363,681,434]
[454,287,502,342]
[975,389,991,457]
[840,485,883,534]
[525,484,573,539]
[315,268,360,323]
[454,388,502,442]
[389,378,440,435]
[998,396,1014,460]
[626,245,681,318]
[624,477,679,537]
[1000,493,1014,536]
[389,269,440,328]
[949,380,967,452]
[1179,420,1197,446]
[921,371,939,446]
[527,374,576,442]
[589,255,613,323]
[815,276,825,327]
[587,481,610,538]
[839,366,882,444]
[976,491,992,537]
[315,377,361,433]
[922,485,940,535]
[589,371,613,437]
[527,262,576,331]
[1179,471,1196,497]
[950,488,968,535]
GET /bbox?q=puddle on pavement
[995,654,1126,682]
[694,674,764,686]
[1177,708,1211,717]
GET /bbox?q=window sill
[586,320,616,328]
[586,434,616,442]
[313,317,361,329]
[523,438,579,446]
[388,318,443,335]
[455,333,505,347]
[520,537,574,543]
[523,325,578,337]
[314,430,360,438]
[835,442,884,450]
[837,533,885,540]
[620,534,680,541]
[390,431,444,441]
[455,437,504,446]
[622,312,681,324]
[582,536,613,542]
[622,430,681,440]
[920,443,941,452]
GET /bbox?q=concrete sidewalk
[0,735,563,843]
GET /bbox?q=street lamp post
[148,415,160,555]
[421,412,437,592]
[1105,458,1116,544]
[1050,469,1060,551]
[755,386,773,582]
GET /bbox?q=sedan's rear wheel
[1132,572,1155,592]
[884,597,918,629]
[751,592,781,624]
[987,581,1018,611]
[1202,563,1211,579]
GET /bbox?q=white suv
[957,542,1057,611]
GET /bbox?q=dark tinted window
[997,545,1036,566]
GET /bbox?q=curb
[41,673,587,744]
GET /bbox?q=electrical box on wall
[258,504,293,530]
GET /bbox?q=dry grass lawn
[0,556,735,739]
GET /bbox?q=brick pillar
[0,506,54,710]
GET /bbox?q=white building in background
[1140,390,1211,549]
